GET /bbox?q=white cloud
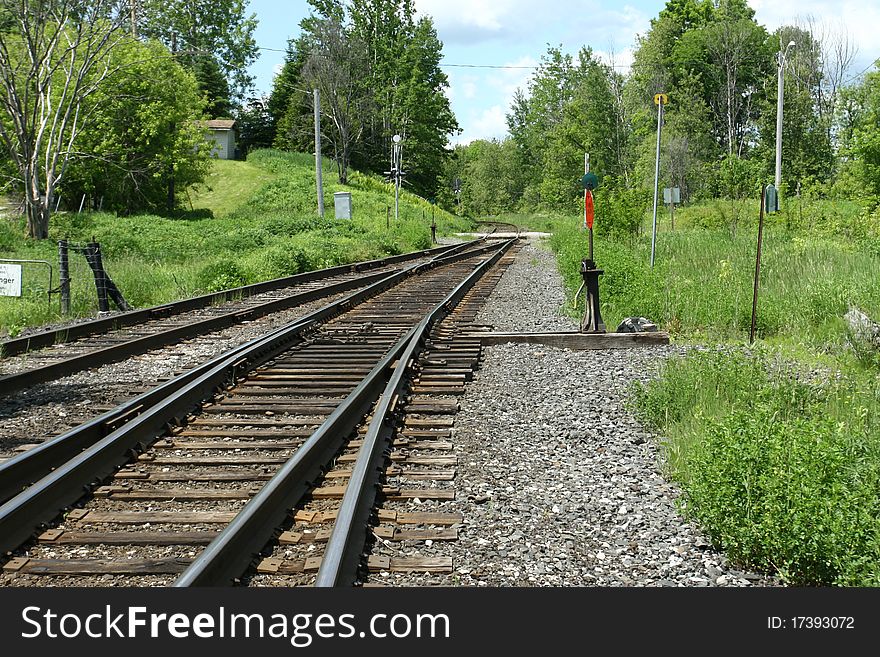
[748,0,880,75]
[415,0,533,41]
[453,105,509,145]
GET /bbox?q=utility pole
[650,93,668,269]
[392,134,402,222]
[167,32,176,212]
[314,89,324,218]
[775,40,796,193]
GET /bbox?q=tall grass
[0,149,473,337]
[549,221,880,348]
[631,348,880,585]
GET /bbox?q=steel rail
[314,241,512,587]
[0,239,490,397]
[0,239,503,555]
[0,269,393,397]
[174,238,516,586]
[475,220,521,237]
[0,269,399,503]
[0,241,466,359]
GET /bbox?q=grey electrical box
[334,191,352,219]
[764,185,779,213]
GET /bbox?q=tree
[347,0,458,196]
[301,18,370,184]
[235,95,274,155]
[448,139,525,216]
[843,67,880,204]
[268,37,309,143]
[508,46,625,212]
[138,0,258,102]
[0,0,129,238]
[61,38,210,214]
[271,0,458,198]
[190,55,232,118]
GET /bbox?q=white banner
[0,263,22,297]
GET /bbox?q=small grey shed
[205,119,237,160]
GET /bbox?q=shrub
[196,260,249,292]
[631,349,880,585]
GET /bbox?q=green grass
[546,218,880,349]
[0,149,473,337]
[188,158,278,217]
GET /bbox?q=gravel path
[436,238,779,587]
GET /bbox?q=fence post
[86,241,109,312]
[58,239,70,315]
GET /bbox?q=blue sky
[246,1,880,144]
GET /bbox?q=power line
[844,55,880,84]
[439,62,633,70]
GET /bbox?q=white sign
[0,263,22,297]
[663,187,681,205]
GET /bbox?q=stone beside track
[377,237,781,588]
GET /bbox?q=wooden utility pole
[168,32,177,212]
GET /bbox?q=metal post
[775,41,795,194]
[314,89,324,218]
[585,153,593,262]
[58,240,70,315]
[750,186,767,344]
[650,101,663,268]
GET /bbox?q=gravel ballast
[403,238,779,587]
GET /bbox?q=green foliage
[844,67,880,207]
[271,0,457,199]
[594,181,650,239]
[235,96,274,155]
[548,214,880,346]
[631,349,880,585]
[443,139,525,216]
[61,38,211,215]
[197,260,248,292]
[508,46,631,213]
[139,0,259,101]
[0,148,471,335]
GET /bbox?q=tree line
[445,0,880,227]
[6,0,879,242]
[262,0,457,200]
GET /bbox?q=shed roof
[206,119,236,130]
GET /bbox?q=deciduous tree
[0,0,129,238]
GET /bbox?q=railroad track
[475,220,521,237]
[0,238,519,587]
[0,241,470,396]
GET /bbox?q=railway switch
[579,258,605,334]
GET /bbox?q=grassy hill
[0,149,473,337]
